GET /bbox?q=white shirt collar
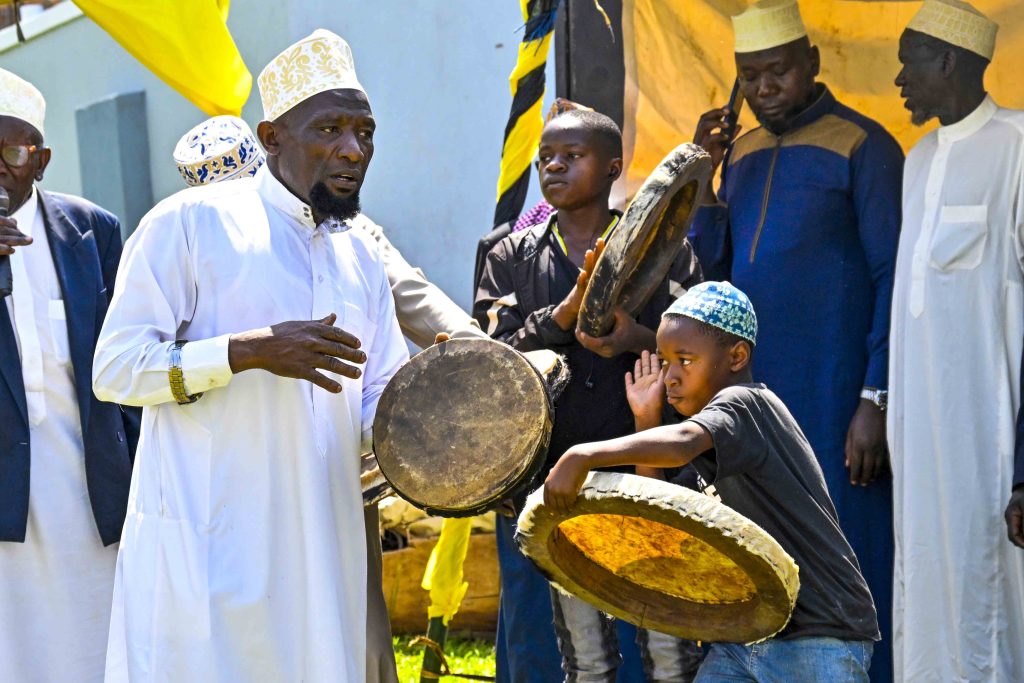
[10,186,39,238]
[938,95,997,145]
[255,165,316,230]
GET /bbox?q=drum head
[373,338,552,517]
[578,143,711,337]
[516,472,800,643]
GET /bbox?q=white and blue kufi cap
[663,281,758,345]
[173,115,265,187]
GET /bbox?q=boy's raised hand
[625,350,665,425]
[552,238,606,331]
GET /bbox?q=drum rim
[372,338,553,518]
[515,471,800,643]
[578,143,711,338]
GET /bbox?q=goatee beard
[309,181,361,222]
[910,108,934,127]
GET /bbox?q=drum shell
[372,339,554,518]
[578,144,711,337]
[516,472,800,643]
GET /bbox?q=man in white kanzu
[93,30,408,682]
[890,1,1024,680]
[171,114,487,683]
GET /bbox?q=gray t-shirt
[688,383,880,642]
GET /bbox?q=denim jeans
[550,587,703,682]
[693,637,873,683]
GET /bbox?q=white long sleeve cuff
[180,334,234,396]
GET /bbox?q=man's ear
[256,120,280,157]
[940,48,958,78]
[35,147,52,181]
[608,157,623,181]
[729,340,752,373]
[808,44,821,79]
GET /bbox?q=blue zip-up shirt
[691,85,902,409]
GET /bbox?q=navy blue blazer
[0,189,137,546]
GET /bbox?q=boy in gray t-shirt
[545,281,879,682]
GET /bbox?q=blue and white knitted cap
[663,281,758,345]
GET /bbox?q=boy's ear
[728,340,752,373]
[608,157,623,181]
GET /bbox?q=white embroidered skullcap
[173,116,266,187]
[0,68,45,137]
[906,0,997,60]
[258,29,366,122]
[732,0,808,55]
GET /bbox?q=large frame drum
[578,143,711,338]
[517,472,800,643]
[372,338,557,517]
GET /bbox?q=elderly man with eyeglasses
[0,67,136,682]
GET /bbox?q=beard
[309,181,361,222]
[910,108,935,127]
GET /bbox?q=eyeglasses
[1,144,40,168]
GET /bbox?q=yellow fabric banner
[421,517,473,625]
[72,0,251,116]
[622,0,1024,196]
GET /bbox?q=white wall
[0,1,553,311]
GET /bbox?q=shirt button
[318,275,324,283]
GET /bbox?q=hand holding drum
[576,143,712,339]
[552,239,606,332]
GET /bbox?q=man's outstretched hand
[229,313,366,393]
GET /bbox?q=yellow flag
[72,0,251,116]
[421,518,473,625]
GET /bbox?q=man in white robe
[171,113,488,683]
[0,68,136,683]
[890,1,1024,680]
[93,30,409,682]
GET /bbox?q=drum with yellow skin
[517,471,800,643]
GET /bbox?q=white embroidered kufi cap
[173,115,266,187]
[732,0,808,55]
[906,0,997,60]
[0,68,45,137]
[258,29,365,122]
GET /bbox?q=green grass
[393,636,496,682]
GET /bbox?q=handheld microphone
[0,187,12,298]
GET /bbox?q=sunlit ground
[393,636,496,682]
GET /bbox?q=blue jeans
[694,638,873,683]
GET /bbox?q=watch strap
[169,340,203,405]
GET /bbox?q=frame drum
[517,472,800,643]
[578,143,712,338]
[372,338,555,517]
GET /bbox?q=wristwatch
[169,340,203,405]
[860,387,888,412]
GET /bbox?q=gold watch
[169,340,203,405]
